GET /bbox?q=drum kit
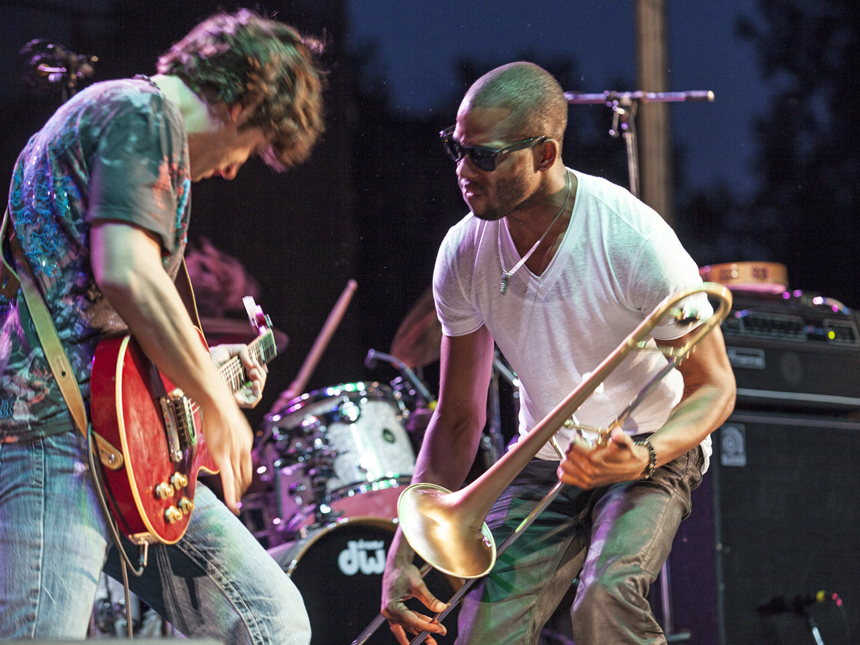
[237,287,438,548]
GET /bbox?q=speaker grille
[665,411,860,645]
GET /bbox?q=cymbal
[390,288,442,369]
[200,317,289,352]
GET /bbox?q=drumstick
[279,279,358,404]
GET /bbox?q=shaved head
[462,62,567,144]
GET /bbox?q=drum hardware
[352,284,733,644]
[93,586,140,637]
[89,573,175,638]
[387,375,424,419]
[380,288,525,469]
[368,339,520,471]
[485,350,520,467]
[365,348,436,409]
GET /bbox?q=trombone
[352,283,732,645]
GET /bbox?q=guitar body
[91,329,217,545]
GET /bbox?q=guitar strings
[186,334,274,414]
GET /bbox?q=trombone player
[381,62,736,644]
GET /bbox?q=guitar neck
[219,330,277,394]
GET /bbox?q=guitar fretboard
[219,331,276,393]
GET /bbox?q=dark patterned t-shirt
[1,78,191,442]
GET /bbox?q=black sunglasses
[439,126,546,172]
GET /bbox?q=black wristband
[634,438,657,480]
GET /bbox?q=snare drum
[268,517,459,644]
[260,382,416,495]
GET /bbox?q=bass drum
[268,517,460,644]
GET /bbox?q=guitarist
[0,10,324,644]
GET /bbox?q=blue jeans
[455,447,704,645]
[0,430,311,643]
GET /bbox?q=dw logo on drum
[337,539,387,575]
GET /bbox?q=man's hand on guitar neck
[207,344,265,513]
[210,343,268,408]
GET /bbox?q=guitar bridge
[159,389,196,462]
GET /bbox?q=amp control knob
[164,506,183,524]
[155,482,175,499]
[178,497,195,515]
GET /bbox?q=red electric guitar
[90,298,277,545]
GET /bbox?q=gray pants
[455,446,704,645]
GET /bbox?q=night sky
[347,0,767,198]
[2,1,766,195]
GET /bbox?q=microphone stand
[564,90,714,199]
[484,350,520,467]
[804,611,826,645]
[565,88,713,641]
[364,349,435,407]
[20,40,98,102]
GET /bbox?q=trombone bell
[398,484,496,579]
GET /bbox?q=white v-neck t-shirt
[434,169,714,466]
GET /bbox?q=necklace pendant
[500,272,509,295]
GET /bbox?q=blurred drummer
[379,62,735,645]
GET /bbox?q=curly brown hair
[157,8,325,171]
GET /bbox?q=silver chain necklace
[499,169,572,295]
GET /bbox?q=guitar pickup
[159,389,196,462]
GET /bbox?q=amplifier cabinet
[721,291,860,411]
[664,410,860,645]
[725,336,860,411]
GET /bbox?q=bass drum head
[268,517,460,644]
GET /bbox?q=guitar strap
[175,252,202,330]
[0,209,206,470]
[1,209,93,440]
